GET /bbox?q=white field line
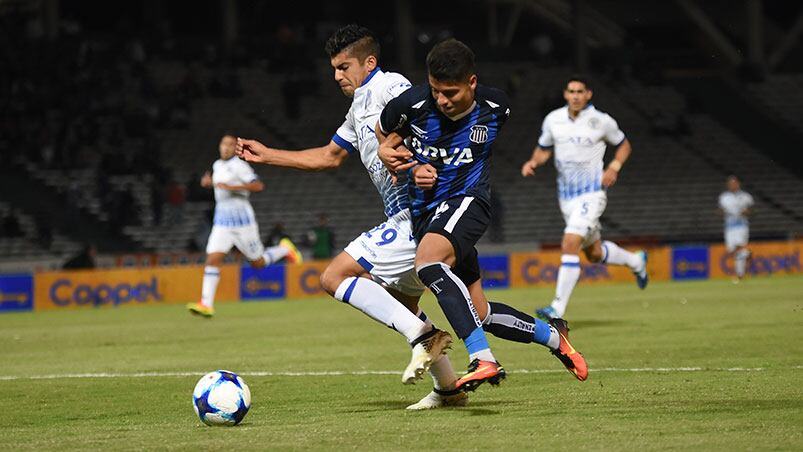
[1,366,801,381]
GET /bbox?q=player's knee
[319,266,343,296]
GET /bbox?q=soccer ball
[192,370,251,426]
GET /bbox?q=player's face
[330,52,375,97]
[727,177,740,192]
[564,81,592,113]
[428,74,477,118]
[219,136,236,160]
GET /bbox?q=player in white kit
[521,76,648,320]
[187,135,302,318]
[718,175,754,282]
[238,26,585,408]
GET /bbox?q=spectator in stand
[63,243,96,270]
[1,210,24,238]
[267,222,290,247]
[305,213,335,260]
[165,178,186,225]
[150,176,164,226]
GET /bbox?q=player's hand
[521,160,538,177]
[378,143,416,172]
[412,164,438,189]
[602,168,619,187]
[200,171,213,188]
[237,138,270,164]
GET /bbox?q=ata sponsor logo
[720,250,800,275]
[520,259,610,284]
[49,277,163,307]
[672,246,709,280]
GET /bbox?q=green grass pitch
[1,276,801,450]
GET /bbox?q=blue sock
[532,319,552,346]
[465,327,494,361]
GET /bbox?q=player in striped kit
[719,175,754,282]
[521,76,648,320]
[187,134,302,318]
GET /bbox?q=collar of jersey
[359,67,382,88]
[566,102,595,121]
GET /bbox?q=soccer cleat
[402,329,453,385]
[634,250,649,290]
[536,305,559,321]
[187,302,214,318]
[454,359,506,392]
[280,238,303,264]
[549,318,588,381]
[406,388,469,410]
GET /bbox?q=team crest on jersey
[587,117,600,129]
[469,125,488,144]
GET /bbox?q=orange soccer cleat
[549,318,588,381]
[454,359,506,392]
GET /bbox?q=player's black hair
[426,38,476,82]
[325,24,380,61]
[566,75,592,90]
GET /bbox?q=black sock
[482,301,535,344]
[417,262,481,340]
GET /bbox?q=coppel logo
[720,250,800,275]
[521,259,610,284]
[49,277,163,307]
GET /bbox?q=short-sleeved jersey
[538,104,626,200]
[211,157,259,227]
[332,68,413,218]
[379,84,511,216]
[718,190,754,228]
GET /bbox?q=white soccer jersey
[719,190,754,229]
[538,104,626,200]
[332,68,412,217]
[211,157,259,227]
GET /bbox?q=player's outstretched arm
[602,138,631,187]
[216,180,265,193]
[521,147,552,177]
[237,138,349,171]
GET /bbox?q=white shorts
[343,209,425,297]
[206,223,264,261]
[725,226,749,252]
[559,191,607,248]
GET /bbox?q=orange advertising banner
[510,246,671,288]
[285,260,331,299]
[709,240,802,279]
[34,264,239,310]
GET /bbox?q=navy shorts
[413,196,490,285]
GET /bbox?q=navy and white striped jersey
[379,84,510,216]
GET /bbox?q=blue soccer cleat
[536,305,559,321]
[634,250,649,290]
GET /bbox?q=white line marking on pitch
[0,366,799,381]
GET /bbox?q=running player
[239,28,587,405]
[377,39,587,391]
[520,76,648,320]
[718,175,754,282]
[187,134,302,318]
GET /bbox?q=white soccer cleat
[406,389,468,410]
[402,329,452,385]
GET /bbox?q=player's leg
[585,238,648,289]
[731,227,751,282]
[470,278,588,381]
[415,197,503,391]
[189,226,233,317]
[537,232,584,320]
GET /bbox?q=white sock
[334,277,428,343]
[200,266,220,308]
[469,349,496,362]
[602,240,642,270]
[429,355,458,390]
[735,249,750,277]
[263,245,289,265]
[551,254,581,318]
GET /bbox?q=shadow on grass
[347,399,514,416]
